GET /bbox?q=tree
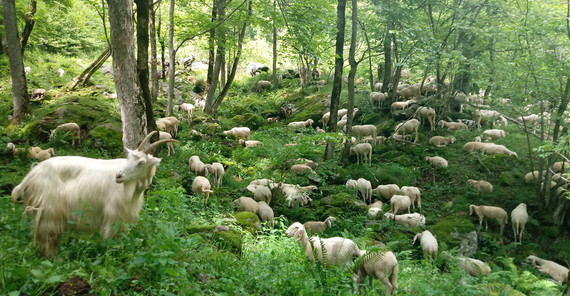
[341,0,358,164]
[19,0,37,55]
[167,0,175,116]
[135,0,157,132]
[2,0,30,124]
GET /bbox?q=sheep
[337,119,348,130]
[372,184,400,199]
[253,186,272,205]
[189,155,208,176]
[374,82,383,91]
[464,141,487,154]
[205,162,225,188]
[162,117,179,137]
[425,156,448,168]
[303,216,337,234]
[257,80,272,90]
[223,127,251,141]
[479,110,503,128]
[457,119,475,128]
[353,250,399,296]
[389,195,411,215]
[238,139,262,147]
[459,257,492,276]
[437,120,468,130]
[496,115,508,127]
[525,255,569,284]
[50,122,81,146]
[474,136,482,142]
[29,147,55,161]
[414,106,436,130]
[158,131,175,156]
[391,99,415,111]
[285,222,304,237]
[482,129,506,140]
[292,224,362,268]
[282,184,312,207]
[399,186,421,210]
[469,204,508,236]
[368,201,383,209]
[363,135,386,145]
[247,178,278,193]
[511,203,528,243]
[192,176,213,202]
[523,171,544,184]
[350,143,373,166]
[57,68,65,77]
[383,212,425,227]
[480,143,518,158]
[288,119,314,128]
[393,118,420,143]
[357,178,373,204]
[6,142,15,156]
[290,164,315,175]
[352,125,378,142]
[174,103,195,121]
[552,161,570,173]
[413,230,438,259]
[399,85,420,100]
[389,134,411,142]
[346,179,358,195]
[257,201,274,228]
[31,88,46,101]
[233,196,259,214]
[370,92,388,108]
[467,179,493,193]
[11,131,177,257]
[24,66,31,75]
[429,136,456,148]
[368,207,383,219]
[294,158,319,169]
[316,127,325,133]
[300,185,319,193]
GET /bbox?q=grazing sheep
[11,131,176,257]
[257,201,274,228]
[174,103,195,121]
[459,257,492,276]
[257,80,272,90]
[288,119,314,128]
[192,176,213,202]
[383,212,425,227]
[29,147,55,161]
[159,131,175,156]
[415,107,436,130]
[390,195,411,214]
[480,143,518,158]
[223,127,251,141]
[374,82,383,91]
[205,162,225,187]
[253,186,272,205]
[346,179,358,195]
[234,196,259,214]
[552,161,570,173]
[50,122,81,146]
[511,203,528,243]
[525,255,569,284]
[303,216,337,234]
[161,117,180,137]
[399,186,421,210]
[413,230,438,259]
[368,207,383,219]
[352,125,378,142]
[238,139,262,147]
[437,120,468,130]
[285,222,304,237]
[469,204,508,236]
[363,135,386,145]
[189,155,208,176]
[337,119,348,130]
[282,184,312,208]
[467,179,493,193]
[474,136,482,142]
[425,156,448,168]
[357,178,373,204]
[393,119,420,143]
[464,141,487,154]
[290,164,315,175]
[399,85,420,100]
[429,136,456,148]
[370,92,388,108]
[391,99,415,111]
[353,250,399,296]
[524,171,544,184]
[479,110,503,128]
[350,143,373,165]
[482,129,506,140]
[372,184,400,199]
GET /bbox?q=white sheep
[368,207,383,219]
[391,99,415,111]
[429,136,456,148]
[467,179,493,193]
[205,162,225,187]
[524,171,544,184]
[346,179,358,195]
[552,161,570,173]
[357,178,373,204]
[363,135,386,145]
[415,106,436,130]
[24,66,31,75]
[257,201,274,228]
[174,103,195,121]
[480,143,518,158]
[234,196,259,214]
[189,155,208,176]
[57,68,65,77]
[437,120,468,130]
[399,85,420,100]
[389,195,411,215]
[469,204,508,236]
[511,203,528,243]
[352,125,378,142]
[160,117,180,137]
[257,80,272,90]
[29,147,55,161]
[389,134,411,142]
[525,255,569,284]
[6,142,15,156]
[285,222,304,237]
[425,156,448,168]
[399,186,421,210]
[479,110,503,128]
[253,186,272,205]
[223,127,251,141]
[238,139,262,147]
[288,119,314,128]
[370,92,388,108]
[50,122,81,146]
[383,212,425,227]
[337,119,348,130]
[290,164,315,175]
[192,176,213,202]
[282,184,312,207]
[459,257,491,276]
[11,131,176,257]
[350,143,373,166]
[413,230,438,259]
[464,141,487,154]
[353,250,399,296]
[482,129,506,140]
[322,109,347,128]
[374,82,383,91]
[393,119,420,143]
[372,184,400,199]
[159,131,175,156]
[303,216,337,234]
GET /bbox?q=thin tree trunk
[20,0,36,55]
[359,21,373,92]
[70,46,111,90]
[167,0,175,116]
[205,0,226,114]
[158,6,166,81]
[207,2,218,88]
[136,0,156,134]
[324,0,347,161]
[381,21,393,93]
[2,0,30,124]
[342,0,358,164]
[150,3,159,102]
[272,0,278,85]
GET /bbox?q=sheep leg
[519,223,525,243]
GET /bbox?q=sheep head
[285,222,304,237]
[469,205,476,215]
[413,233,421,245]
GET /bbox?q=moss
[233,211,261,234]
[432,217,476,245]
[229,113,265,130]
[498,172,513,185]
[85,123,123,156]
[290,93,328,123]
[319,193,367,213]
[481,154,517,172]
[542,225,560,238]
[185,225,243,256]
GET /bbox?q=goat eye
[136,161,144,167]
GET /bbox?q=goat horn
[137,131,158,151]
[143,139,180,154]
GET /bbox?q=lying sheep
[368,207,383,219]
[399,186,421,210]
[50,122,81,146]
[429,136,455,148]
[257,80,272,90]
[189,155,208,176]
[357,178,373,204]
[288,119,314,128]
[389,134,411,142]
[393,119,420,143]
[350,143,373,166]
[469,204,508,236]
[192,176,213,202]
[372,184,400,199]
[205,162,225,187]
[413,230,438,260]
[437,120,468,130]
[353,250,399,296]
[238,139,262,147]
[415,107,436,130]
[467,179,493,193]
[425,156,448,168]
[511,203,528,243]
[482,129,506,140]
[526,255,569,284]
[352,125,377,142]
[257,201,274,228]
[291,164,315,175]
[370,92,388,108]
[464,142,487,154]
[159,131,175,156]
[253,186,272,205]
[390,195,411,215]
[303,216,337,234]
[363,135,386,145]
[459,257,492,276]
[234,196,258,214]
[223,127,251,141]
[29,147,55,161]
[383,212,425,227]
[481,143,518,158]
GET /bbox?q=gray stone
[451,231,478,256]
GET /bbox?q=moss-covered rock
[498,172,513,185]
[319,193,367,213]
[229,113,265,130]
[85,123,123,156]
[432,217,476,246]
[185,225,243,257]
[233,211,261,234]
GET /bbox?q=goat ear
[149,156,162,166]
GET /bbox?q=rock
[451,231,478,257]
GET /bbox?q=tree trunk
[135,0,156,133]
[167,0,175,116]
[2,0,30,124]
[150,4,159,102]
[381,21,393,93]
[70,46,111,90]
[158,6,166,81]
[205,0,226,114]
[342,0,358,164]
[107,0,147,152]
[20,0,36,55]
[272,0,278,85]
[324,0,347,161]
[360,21,374,92]
[207,2,218,89]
